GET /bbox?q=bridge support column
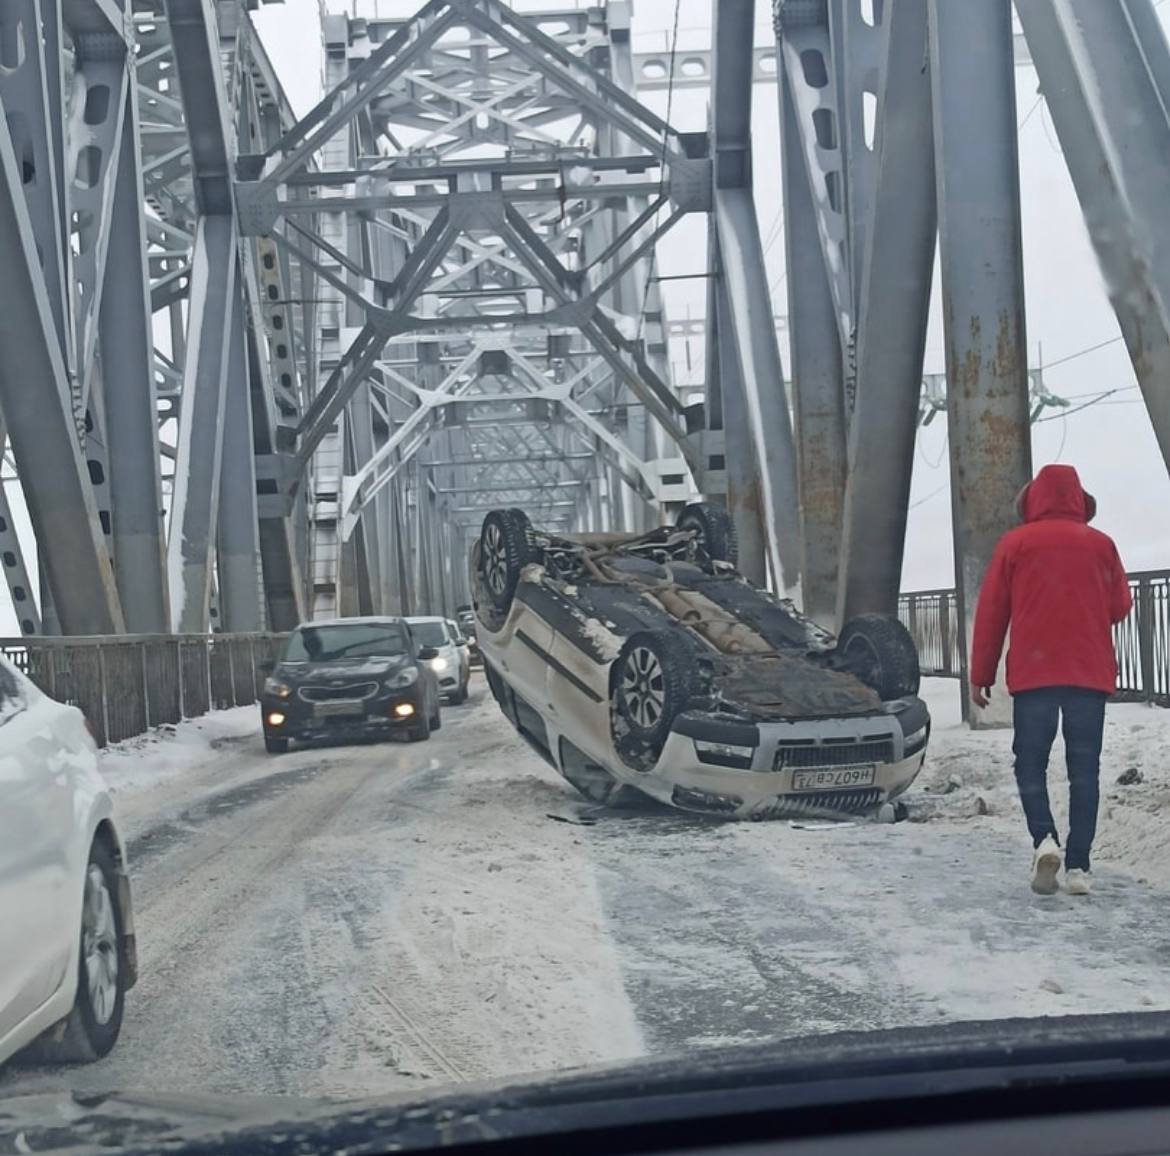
[929,0,1032,724]
[780,68,847,627]
[217,292,264,632]
[838,0,937,628]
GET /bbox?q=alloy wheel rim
[82,864,118,1025]
[621,646,666,730]
[484,523,507,595]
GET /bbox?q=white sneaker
[1065,868,1092,896]
[1031,836,1062,895]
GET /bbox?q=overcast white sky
[9,0,1168,633]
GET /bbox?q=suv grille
[761,788,885,818]
[299,682,379,703]
[774,739,894,770]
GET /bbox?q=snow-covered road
[5,678,1170,1100]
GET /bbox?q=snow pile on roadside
[912,679,1170,888]
[98,705,260,794]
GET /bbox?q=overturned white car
[471,505,929,820]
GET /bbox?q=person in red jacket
[970,464,1132,897]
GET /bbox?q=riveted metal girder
[1016,0,1170,477]
[0,95,124,633]
[837,0,937,627]
[929,0,1032,723]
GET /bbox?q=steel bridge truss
[2,0,1169,654]
[237,0,748,618]
[763,0,1170,718]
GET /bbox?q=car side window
[0,658,30,725]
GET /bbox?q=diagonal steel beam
[257,7,458,191]
[100,82,171,632]
[0,98,124,633]
[838,0,937,625]
[1016,0,1170,476]
[295,324,388,468]
[166,218,236,631]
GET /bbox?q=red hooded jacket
[969,465,1132,695]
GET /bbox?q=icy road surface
[5,678,1170,1098]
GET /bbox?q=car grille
[774,739,894,770]
[298,682,379,703]
[752,788,885,819]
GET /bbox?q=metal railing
[0,633,288,747]
[899,570,1170,706]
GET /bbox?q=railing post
[175,639,185,720]
[141,643,151,729]
[97,643,110,747]
[1138,578,1155,704]
[204,636,213,715]
[226,639,237,707]
[940,592,953,677]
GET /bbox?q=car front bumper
[260,687,426,742]
[645,700,929,820]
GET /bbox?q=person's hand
[971,685,991,709]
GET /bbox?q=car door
[0,662,73,1037]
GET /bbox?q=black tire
[610,629,698,769]
[480,508,536,612]
[265,736,289,754]
[837,613,921,700]
[430,701,442,731]
[677,502,738,566]
[32,838,127,1062]
[410,707,432,742]
[449,679,469,706]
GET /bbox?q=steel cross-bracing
[770,0,1170,718]
[0,0,1169,701]
[233,0,748,618]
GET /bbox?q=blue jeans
[1012,687,1107,872]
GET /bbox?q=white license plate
[314,701,364,718]
[791,765,876,791]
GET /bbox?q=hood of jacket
[1015,464,1097,524]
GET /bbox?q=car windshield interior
[411,622,448,648]
[11,1,1170,1152]
[285,624,407,662]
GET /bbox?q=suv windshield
[410,621,448,648]
[285,623,407,662]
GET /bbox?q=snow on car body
[472,506,930,821]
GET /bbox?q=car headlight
[693,739,755,769]
[430,656,448,673]
[905,725,929,752]
[264,677,292,698]
[386,668,419,690]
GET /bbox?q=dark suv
[259,617,442,753]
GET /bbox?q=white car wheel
[621,646,667,730]
[83,864,120,1027]
[29,839,127,1062]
